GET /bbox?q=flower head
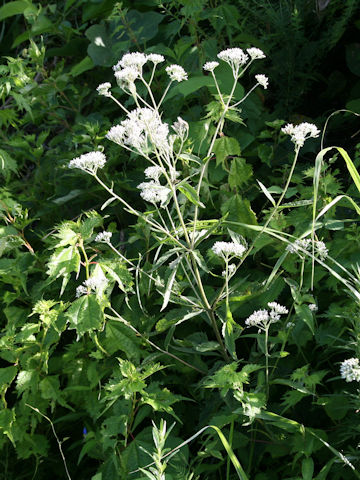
[255,74,269,89]
[203,61,219,72]
[114,67,139,90]
[96,82,111,97]
[309,303,318,312]
[137,181,171,207]
[340,358,360,383]
[147,53,165,64]
[113,52,147,73]
[95,231,112,243]
[217,48,249,72]
[144,166,163,182]
[69,151,106,175]
[281,122,320,148]
[246,47,266,60]
[245,309,269,328]
[212,241,246,259]
[166,64,188,82]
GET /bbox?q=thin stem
[109,94,130,115]
[26,405,72,480]
[265,326,269,398]
[107,307,206,374]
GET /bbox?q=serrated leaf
[213,136,241,167]
[229,157,253,189]
[66,295,104,336]
[0,366,17,387]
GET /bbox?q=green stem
[226,419,235,480]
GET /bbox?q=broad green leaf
[70,56,94,77]
[105,321,140,362]
[0,408,16,444]
[221,194,257,237]
[228,157,253,190]
[166,76,214,101]
[66,295,104,336]
[0,1,33,21]
[0,366,17,387]
[47,245,80,295]
[213,136,241,167]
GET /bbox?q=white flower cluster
[255,74,269,89]
[113,52,147,73]
[137,181,171,208]
[286,238,328,261]
[281,122,320,148]
[69,151,106,175]
[247,47,266,60]
[95,231,112,243]
[144,165,163,182]
[96,82,112,97]
[76,271,109,297]
[217,48,249,69]
[245,302,288,329]
[340,358,360,383]
[106,107,170,154]
[165,64,188,82]
[203,61,219,72]
[309,303,318,312]
[212,241,246,259]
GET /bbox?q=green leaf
[295,304,314,335]
[86,24,113,66]
[105,321,140,362]
[0,1,33,21]
[178,182,205,207]
[213,136,241,167]
[70,56,94,77]
[66,295,104,337]
[302,457,314,480]
[47,245,80,295]
[221,194,257,238]
[228,157,253,190]
[165,76,214,101]
[0,366,17,387]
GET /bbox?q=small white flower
[114,67,139,89]
[166,64,188,82]
[147,53,165,64]
[172,117,189,139]
[144,166,163,182]
[217,48,249,71]
[69,151,106,175]
[255,74,269,89]
[315,241,328,261]
[96,82,111,97]
[137,181,171,207]
[113,52,147,72]
[286,238,311,254]
[222,263,237,277]
[76,285,88,298]
[246,47,266,60]
[309,303,318,312]
[340,358,360,383]
[106,125,126,146]
[84,271,108,292]
[95,231,112,243]
[245,309,269,328]
[281,122,321,148]
[203,61,219,72]
[268,302,288,315]
[212,241,246,259]
[286,321,295,328]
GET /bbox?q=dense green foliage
[1,1,360,480]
